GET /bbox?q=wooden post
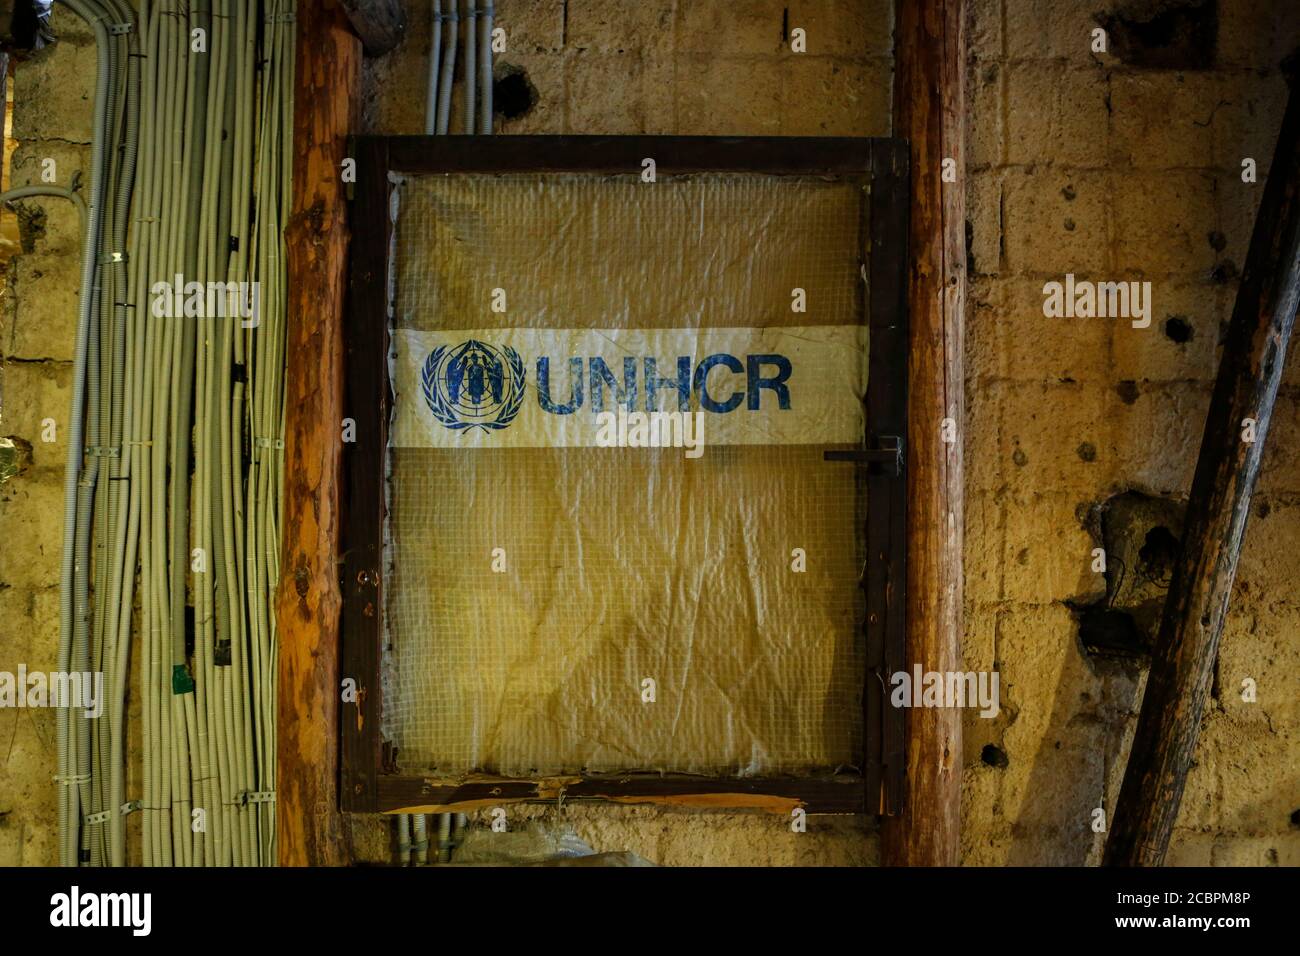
[276,0,362,867]
[884,0,966,866]
[1104,85,1300,867]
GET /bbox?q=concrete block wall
[0,4,96,865]
[963,0,1300,866]
[2,0,1295,866]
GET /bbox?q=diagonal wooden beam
[1105,83,1300,867]
[884,0,966,866]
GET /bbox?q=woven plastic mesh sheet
[383,172,868,777]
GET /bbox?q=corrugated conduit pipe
[51,0,114,869]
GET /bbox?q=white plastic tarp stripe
[389,325,867,449]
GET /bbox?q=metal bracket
[823,435,904,476]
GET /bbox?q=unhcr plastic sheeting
[383,172,869,777]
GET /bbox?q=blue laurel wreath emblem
[421,339,526,433]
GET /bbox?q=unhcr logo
[421,339,527,432]
[421,339,791,440]
[395,326,866,450]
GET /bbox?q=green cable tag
[172,664,195,695]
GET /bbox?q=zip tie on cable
[253,437,284,450]
[52,773,91,786]
[124,440,153,447]
[266,12,296,23]
[437,12,460,22]
[482,4,496,14]
[413,838,430,852]
[108,22,133,35]
[98,251,127,264]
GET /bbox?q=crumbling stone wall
[2,0,1295,867]
[962,0,1299,865]
[0,7,96,866]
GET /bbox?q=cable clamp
[108,22,134,36]
[52,772,91,786]
[253,437,284,450]
[238,790,276,806]
[85,444,122,459]
[84,800,141,825]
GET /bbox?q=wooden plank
[378,774,866,815]
[1104,86,1300,867]
[276,0,362,867]
[883,0,966,866]
[340,0,407,57]
[339,136,392,813]
[867,139,911,815]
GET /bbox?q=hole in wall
[981,744,1009,769]
[1137,525,1180,586]
[15,203,46,253]
[1290,809,1300,829]
[1211,260,1239,284]
[493,66,537,121]
[0,436,32,484]
[1097,0,1218,70]
[1069,491,1186,660]
[1075,604,1145,658]
[1165,316,1194,343]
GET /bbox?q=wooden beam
[340,0,406,57]
[276,0,362,867]
[883,0,966,866]
[1104,85,1300,867]
[377,774,867,816]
